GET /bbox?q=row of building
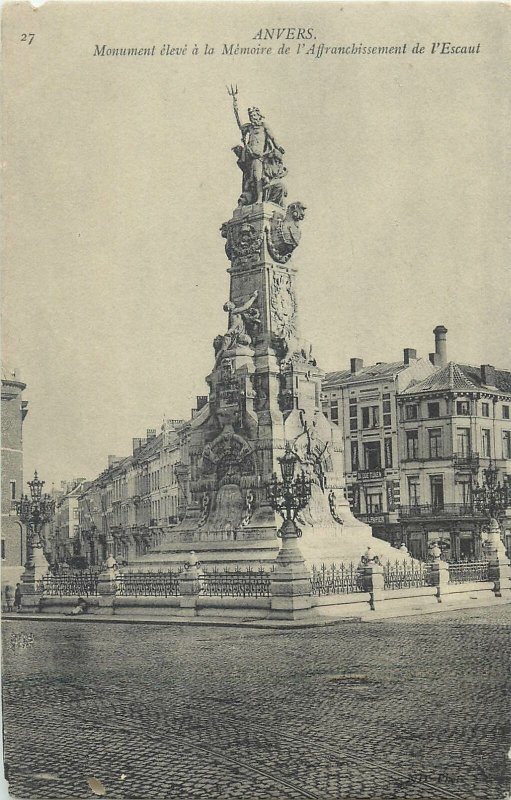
[3,326,511,578]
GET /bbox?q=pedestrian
[4,585,14,612]
[14,583,22,612]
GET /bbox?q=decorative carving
[227,85,287,207]
[291,421,331,491]
[214,290,260,363]
[240,489,255,528]
[266,202,307,264]
[201,431,256,485]
[328,490,344,525]
[197,493,211,528]
[270,274,297,345]
[221,221,263,267]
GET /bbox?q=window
[383,394,392,427]
[456,400,470,416]
[459,481,471,508]
[351,441,359,472]
[349,400,357,432]
[408,477,420,507]
[73,508,79,518]
[367,492,382,514]
[428,428,442,458]
[1,540,5,560]
[481,429,491,457]
[330,400,339,425]
[456,428,470,456]
[10,480,16,500]
[481,402,490,417]
[430,475,444,509]
[503,405,510,420]
[363,441,381,470]
[503,431,511,459]
[405,404,418,420]
[428,402,440,418]
[384,437,393,468]
[406,430,419,459]
[362,405,379,429]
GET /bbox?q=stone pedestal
[20,546,49,612]
[359,550,384,611]
[484,519,511,597]
[269,520,312,620]
[96,554,119,614]
[429,544,450,602]
[178,551,201,616]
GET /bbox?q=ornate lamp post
[267,444,311,540]
[472,460,510,524]
[266,444,313,619]
[14,471,55,604]
[472,461,510,563]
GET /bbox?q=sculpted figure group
[228,85,288,207]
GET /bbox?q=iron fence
[40,573,99,597]
[117,570,181,597]
[310,562,365,596]
[382,559,432,590]
[448,560,490,584]
[200,566,272,598]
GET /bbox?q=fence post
[178,551,201,616]
[20,546,49,612]
[428,543,449,603]
[360,548,384,611]
[269,520,312,620]
[97,554,119,614]
[484,518,511,598]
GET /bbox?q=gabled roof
[400,361,503,396]
[323,362,406,388]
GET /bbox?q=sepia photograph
[1,2,510,799]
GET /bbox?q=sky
[2,2,510,491]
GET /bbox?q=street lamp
[267,444,311,539]
[472,460,510,524]
[14,471,55,565]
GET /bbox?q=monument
[135,89,406,570]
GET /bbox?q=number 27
[21,33,35,44]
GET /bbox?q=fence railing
[448,560,489,584]
[117,570,181,597]
[383,558,432,590]
[310,562,365,596]
[200,566,273,598]
[40,573,99,597]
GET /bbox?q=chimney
[433,325,448,366]
[196,395,208,411]
[132,439,142,455]
[146,429,156,440]
[480,364,496,386]
[403,348,417,365]
[350,358,363,374]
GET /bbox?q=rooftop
[401,361,511,396]
[323,361,408,388]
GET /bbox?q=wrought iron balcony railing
[453,451,480,469]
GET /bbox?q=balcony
[399,504,485,519]
[453,452,480,470]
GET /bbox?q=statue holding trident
[227,85,288,207]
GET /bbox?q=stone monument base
[127,516,407,572]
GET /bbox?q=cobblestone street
[2,606,510,800]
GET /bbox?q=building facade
[1,366,28,587]
[322,346,436,544]
[398,361,511,560]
